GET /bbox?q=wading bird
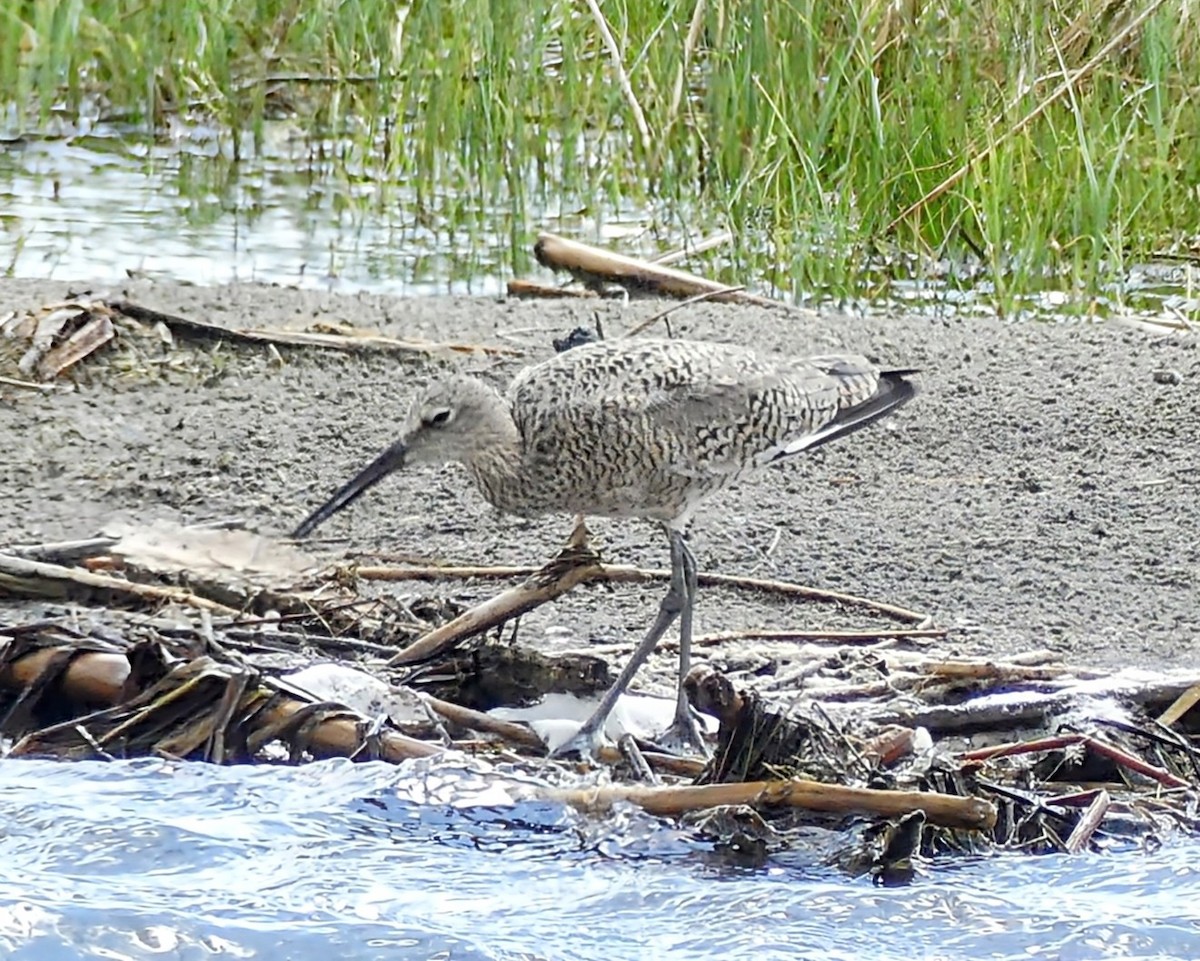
[293,338,918,758]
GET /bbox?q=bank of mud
[1,276,1197,693]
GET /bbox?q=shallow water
[1,124,517,297]
[1,757,1197,961]
[4,126,1197,325]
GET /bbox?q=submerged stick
[545,778,996,831]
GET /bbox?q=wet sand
[2,276,1197,693]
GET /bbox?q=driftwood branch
[505,231,736,301]
[531,231,782,306]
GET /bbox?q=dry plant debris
[2,521,1198,873]
[0,296,517,387]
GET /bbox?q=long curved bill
[292,440,408,538]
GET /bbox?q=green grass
[2,0,1197,312]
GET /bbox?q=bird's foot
[651,709,711,760]
[547,721,608,761]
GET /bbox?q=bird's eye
[425,408,453,427]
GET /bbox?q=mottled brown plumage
[293,337,918,757]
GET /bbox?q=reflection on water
[3,126,1198,325]
[0,757,1196,961]
[0,124,522,297]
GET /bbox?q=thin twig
[649,230,734,267]
[0,374,58,392]
[693,627,945,646]
[624,285,748,338]
[0,552,243,616]
[111,300,519,358]
[4,537,120,564]
[353,560,929,624]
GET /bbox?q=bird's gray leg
[657,531,709,757]
[549,525,686,759]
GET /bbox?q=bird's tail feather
[778,369,919,458]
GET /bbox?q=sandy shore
[2,276,1197,690]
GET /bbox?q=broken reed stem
[1064,789,1111,854]
[648,230,734,267]
[665,0,708,136]
[383,551,606,666]
[581,0,652,153]
[0,552,243,616]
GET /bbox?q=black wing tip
[878,368,921,408]
[780,366,920,458]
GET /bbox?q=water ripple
[0,758,1196,961]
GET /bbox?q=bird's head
[291,375,506,538]
[400,375,507,466]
